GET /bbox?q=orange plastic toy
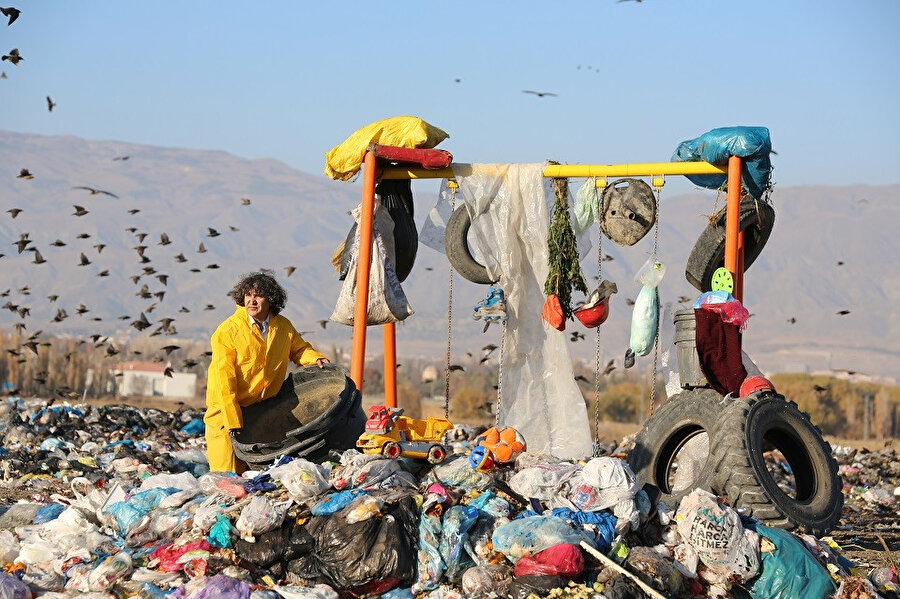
[476,426,526,464]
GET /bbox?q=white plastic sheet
[450,164,592,459]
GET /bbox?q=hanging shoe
[473,286,508,323]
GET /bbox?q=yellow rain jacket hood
[205,306,326,432]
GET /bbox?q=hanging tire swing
[444,205,499,285]
[685,197,775,292]
[709,393,844,536]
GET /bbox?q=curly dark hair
[228,270,287,316]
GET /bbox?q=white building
[112,361,197,399]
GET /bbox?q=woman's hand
[316,357,330,368]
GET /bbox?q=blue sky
[2,1,898,190]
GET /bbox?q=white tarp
[448,163,593,459]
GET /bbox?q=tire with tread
[709,393,843,536]
[627,388,723,506]
[444,205,498,285]
[382,442,402,459]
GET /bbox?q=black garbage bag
[233,518,315,567]
[508,575,570,599]
[339,178,418,283]
[287,494,419,590]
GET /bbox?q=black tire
[685,197,775,292]
[627,388,724,506]
[426,444,447,464]
[444,205,498,285]
[709,393,843,536]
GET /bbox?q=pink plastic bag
[513,543,585,578]
[151,540,212,572]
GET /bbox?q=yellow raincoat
[204,306,326,472]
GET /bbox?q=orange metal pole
[350,151,377,393]
[383,322,397,408]
[724,155,743,303]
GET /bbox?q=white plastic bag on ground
[236,496,289,542]
[0,530,20,564]
[509,462,579,508]
[675,488,760,585]
[330,202,413,325]
[330,450,416,490]
[87,552,133,592]
[269,459,331,501]
[273,583,339,599]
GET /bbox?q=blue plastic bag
[439,505,480,582]
[208,514,233,549]
[411,509,445,593]
[310,489,366,516]
[32,502,65,524]
[180,419,205,435]
[104,487,179,533]
[629,259,666,357]
[493,516,594,562]
[672,126,773,199]
[549,508,616,552]
[735,523,836,599]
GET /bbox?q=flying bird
[837,261,844,266]
[602,359,616,376]
[174,253,187,263]
[72,205,88,216]
[32,250,45,264]
[159,233,171,246]
[47,294,58,302]
[52,309,68,322]
[6,208,21,218]
[163,366,174,378]
[836,310,851,316]
[12,237,31,253]
[46,96,55,112]
[206,264,219,269]
[228,226,239,232]
[17,168,33,179]
[284,266,296,277]
[813,384,830,393]
[0,7,20,26]
[112,155,130,161]
[131,313,152,331]
[93,243,106,253]
[76,233,91,239]
[49,239,65,247]
[2,48,22,64]
[160,345,180,356]
[156,274,168,286]
[135,232,148,242]
[204,304,215,310]
[575,374,590,384]
[625,298,635,306]
[317,319,329,329]
[787,317,797,324]
[127,208,140,215]
[72,186,118,198]
[97,269,109,277]
[197,242,207,253]
[522,90,557,98]
[78,253,91,266]
[570,331,585,342]
[448,364,465,372]
[75,304,88,315]
[241,197,252,205]
[207,228,220,237]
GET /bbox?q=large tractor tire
[627,388,724,506]
[444,205,498,285]
[709,393,843,536]
[685,197,775,292]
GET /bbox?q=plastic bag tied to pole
[671,126,773,200]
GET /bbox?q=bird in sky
[206,264,219,269]
[112,155,130,161]
[575,374,590,384]
[32,250,45,264]
[133,245,147,257]
[156,274,168,286]
[12,238,31,253]
[159,233,171,246]
[131,313,151,331]
[174,253,187,263]
[787,317,797,324]
[207,228,220,237]
[570,331,585,342]
[163,366,174,378]
[72,186,118,198]
[241,197,251,205]
[46,96,55,112]
[2,48,22,65]
[448,364,465,372]
[160,345,180,356]
[1,7,20,26]
[197,242,207,253]
[284,266,296,277]
[135,232,148,242]
[72,205,89,217]
[837,260,844,266]
[127,208,140,215]
[76,233,90,239]
[97,269,109,277]
[523,90,557,98]
[602,359,616,376]
[17,168,33,179]
[836,310,851,316]
[50,239,65,247]
[204,304,215,310]
[47,294,58,302]
[93,243,106,253]
[52,308,67,322]
[7,208,21,218]
[317,319,329,329]
[78,253,91,266]
[75,304,88,315]
[625,298,635,306]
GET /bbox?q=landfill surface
[1,397,898,599]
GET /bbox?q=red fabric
[369,144,453,169]
[514,543,585,578]
[694,308,747,396]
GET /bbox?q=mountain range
[1,130,897,380]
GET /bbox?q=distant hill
[1,131,897,379]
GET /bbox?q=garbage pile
[1,397,898,599]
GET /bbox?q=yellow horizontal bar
[379,161,726,180]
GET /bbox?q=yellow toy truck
[356,405,453,464]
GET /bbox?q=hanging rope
[443,180,457,419]
[593,179,604,456]
[648,178,662,417]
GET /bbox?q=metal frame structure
[349,153,745,407]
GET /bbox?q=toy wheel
[382,442,402,459]
[427,445,447,464]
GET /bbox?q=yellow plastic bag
[324,116,449,181]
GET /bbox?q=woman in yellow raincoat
[204,270,328,472]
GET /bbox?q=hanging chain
[443,181,457,419]
[649,179,662,417]
[496,319,506,427]
[593,179,604,455]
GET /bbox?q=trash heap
[1,397,899,599]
